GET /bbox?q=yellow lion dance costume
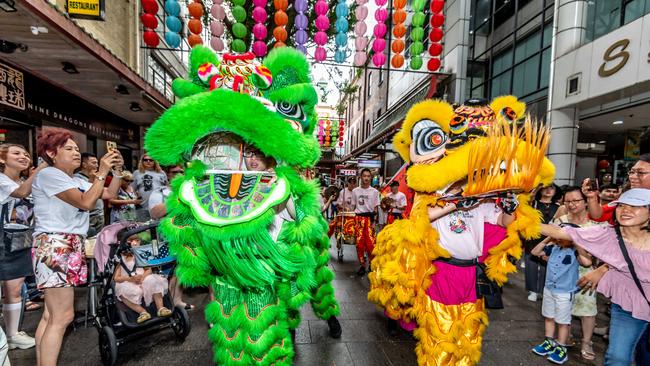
[368,97,555,365]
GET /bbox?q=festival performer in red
[353,168,380,276]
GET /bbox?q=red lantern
[429,43,442,56]
[140,14,158,29]
[430,13,445,27]
[429,27,443,42]
[141,0,158,14]
[430,0,444,13]
[143,30,160,47]
[427,58,441,71]
[339,141,344,147]
[188,2,204,18]
[597,160,610,170]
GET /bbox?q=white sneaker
[520,261,526,269]
[7,331,35,350]
[527,292,538,302]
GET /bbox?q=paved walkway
[6,240,607,365]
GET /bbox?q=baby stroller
[93,221,191,366]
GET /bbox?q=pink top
[564,225,650,322]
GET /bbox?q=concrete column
[547,108,579,185]
[547,0,588,185]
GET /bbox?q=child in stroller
[113,235,172,323]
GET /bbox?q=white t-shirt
[352,186,380,214]
[432,202,501,260]
[132,170,168,207]
[386,191,407,214]
[32,167,92,235]
[335,188,356,212]
[0,172,19,217]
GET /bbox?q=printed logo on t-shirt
[448,211,468,233]
[143,174,153,192]
[358,194,368,206]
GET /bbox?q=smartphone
[106,141,117,152]
[588,178,599,191]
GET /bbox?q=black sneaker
[327,316,342,338]
[357,266,366,276]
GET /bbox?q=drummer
[385,181,407,223]
[335,176,357,212]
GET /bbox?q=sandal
[137,312,151,324]
[182,303,195,311]
[25,301,42,312]
[581,341,596,360]
[157,307,172,317]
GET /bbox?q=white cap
[608,188,650,207]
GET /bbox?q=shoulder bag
[1,202,33,254]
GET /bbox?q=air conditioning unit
[576,142,606,153]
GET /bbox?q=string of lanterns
[138,0,445,72]
[317,119,345,148]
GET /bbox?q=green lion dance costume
[144,46,340,365]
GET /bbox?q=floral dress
[32,233,87,289]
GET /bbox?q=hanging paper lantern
[210,1,225,52]
[164,0,182,48]
[371,1,388,67]
[166,16,182,33]
[165,32,181,48]
[293,0,309,54]
[252,0,268,56]
[333,0,349,63]
[313,0,329,61]
[141,0,158,14]
[408,0,426,70]
[273,0,289,48]
[230,0,247,52]
[143,30,160,47]
[186,0,204,48]
[390,0,407,69]
[165,0,180,15]
[427,1,445,71]
[140,14,157,29]
[354,0,368,66]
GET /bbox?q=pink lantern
[253,41,267,56]
[355,6,368,20]
[314,31,328,46]
[372,53,386,67]
[252,7,267,22]
[372,38,386,53]
[373,23,387,38]
[355,37,368,50]
[211,5,225,20]
[253,23,267,39]
[354,22,367,36]
[211,22,224,35]
[210,37,224,51]
[315,0,328,14]
[354,51,367,66]
[315,47,327,61]
[315,15,330,30]
[374,8,388,22]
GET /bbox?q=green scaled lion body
[144,46,340,365]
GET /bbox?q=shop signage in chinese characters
[0,63,25,111]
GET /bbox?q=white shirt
[352,186,380,214]
[386,191,407,214]
[0,172,19,218]
[148,186,171,215]
[335,188,356,212]
[132,170,168,208]
[32,167,92,235]
[431,202,501,260]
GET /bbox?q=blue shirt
[544,245,579,294]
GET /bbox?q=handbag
[476,262,504,309]
[0,202,33,253]
[614,226,650,348]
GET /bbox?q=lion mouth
[179,132,289,226]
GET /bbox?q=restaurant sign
[0,63,25,111]
[66,0,105,21]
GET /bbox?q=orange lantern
[393,23,406,38]
[391,54,404,68]
[188,2,204,18]
[274,11,288,26]
[274,0,288,10]
[188,19,203,34]
[393,9,406,23]
[391,39,405,53]
[188,34,203,47]
[273,26,287,42]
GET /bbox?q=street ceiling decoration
[139,0,445,72]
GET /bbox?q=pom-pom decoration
[252,0,268,56]
[334,0,349,63]
[187,0,204,48]
[354,0,368,66]
[294,0,309,54]
[230,0,248,52]
[141,0,159,48]
[390,0,407,69]
[408,0,427,70]
[427,0,445,71]
[210,1,226,52]
[273,0,289,48]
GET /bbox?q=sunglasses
[170,170,184,174]
[142,158,154,162]
[123,179,134,182]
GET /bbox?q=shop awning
[0,0,171,126]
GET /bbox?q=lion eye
[275,101,305,120]
[411,119,447,156]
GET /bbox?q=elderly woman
[541,188,650,366]
[32,129,123,366]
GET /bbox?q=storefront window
[586,0,650,41]
[148,58,174,101]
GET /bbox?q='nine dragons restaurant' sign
[0,61,138,144]
[66,0,105,21]
[0,63,25,111]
